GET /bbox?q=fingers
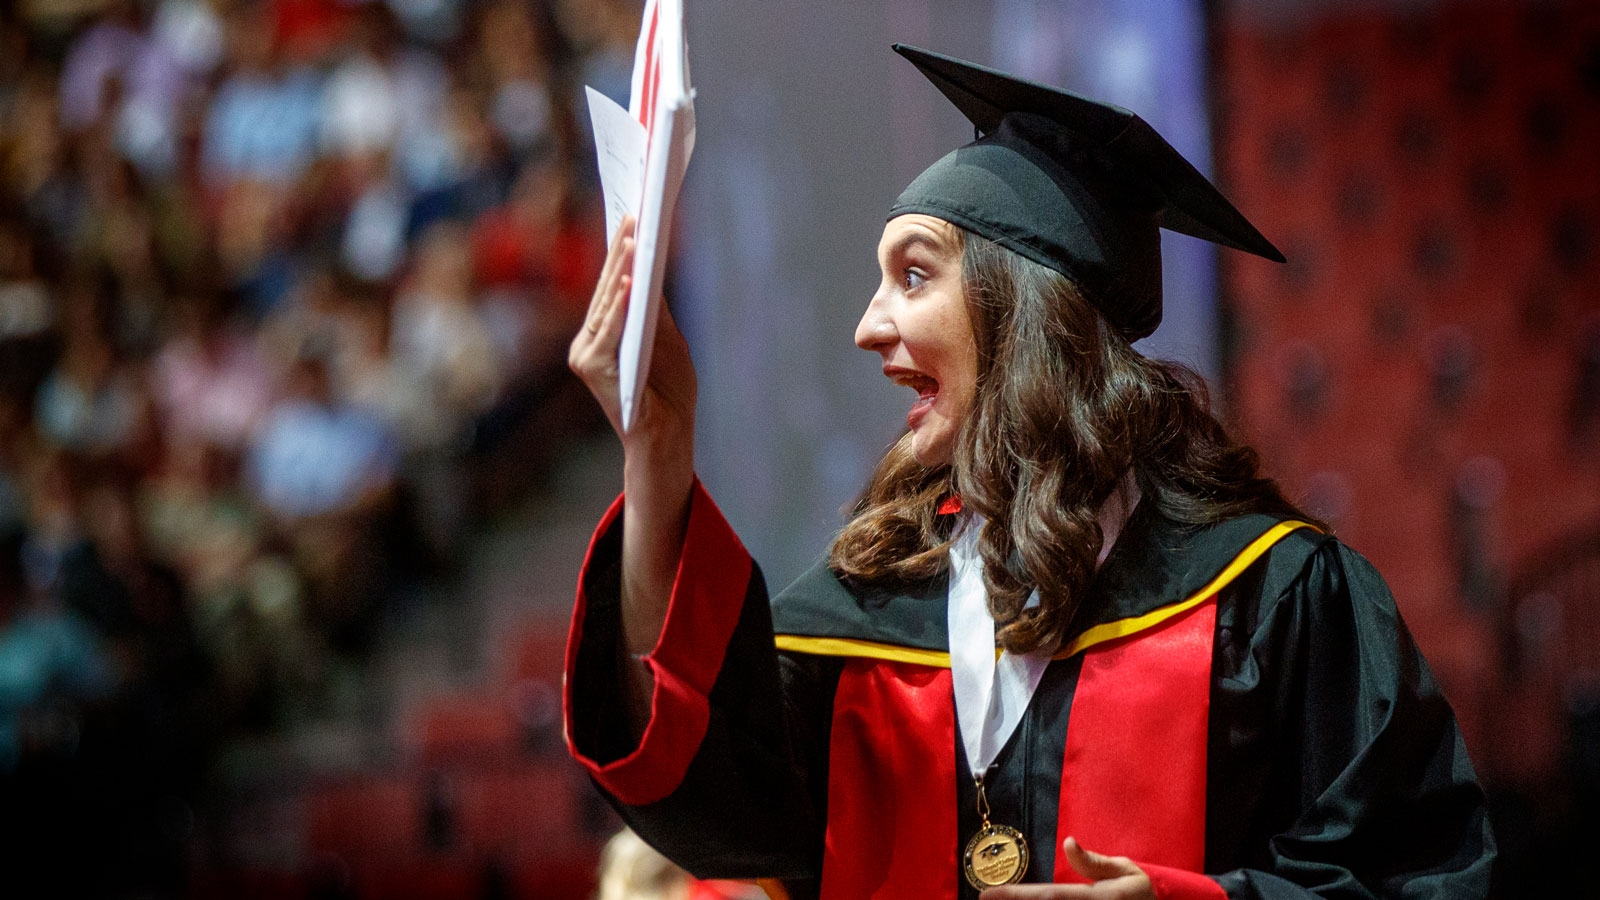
[1062,837,1139,882]
[580,216,636,337]
[605,215,636,275]
[570,218,638,433]
[569,269,629,385]
[572,232,635,362]
[592,235,634,341]
[596,272,632,351]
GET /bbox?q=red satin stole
[1052,597,1216,881]
[820,660,958,899]
[817,597,1216,899]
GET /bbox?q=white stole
[946,478,1140,779]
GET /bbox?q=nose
[855,287,896,353]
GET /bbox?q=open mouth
[887,367,940,425]
[895,372,939,399]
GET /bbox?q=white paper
[585,0,695,431]
[585,87,647,243]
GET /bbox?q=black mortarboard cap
[888,44,1285,341]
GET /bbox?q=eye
[902,268,927,292]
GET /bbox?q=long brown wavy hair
[829,229,1312,654]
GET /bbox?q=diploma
[584,0,696,431]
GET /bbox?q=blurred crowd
[0,0,621,890]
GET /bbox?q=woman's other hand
[978,838,1155,900]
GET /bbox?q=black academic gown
[564,481,1495,900]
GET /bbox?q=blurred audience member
[201,4,322,190]
[334,290,430,447]
[248,354,398,650]
[408,83,512,233]
[149,0,225,80]
[141,434,306,725]
[476,0,559,157]
[595,829,769,900]
[58,0,190,177]
[0,531,112,773]
[475,154,601,369]
[33,275,152,461]
[596,829,691,900]
[263,264,360,368]
[558,0,639,108]
[0,216,51,342]
[248,353,397,522]
[153,291,276,455]
[393,220,505,439]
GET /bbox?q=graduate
[562,45,1496,900]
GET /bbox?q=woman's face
[856,214,978,467]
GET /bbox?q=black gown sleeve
[564,488,839,886]
[1206,537,1497,899]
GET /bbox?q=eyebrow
[881,230,954,265]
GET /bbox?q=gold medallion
[963,822,1029,889]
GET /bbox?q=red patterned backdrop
[1218,1,1600,888]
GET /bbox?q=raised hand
[567,216,699,734]
[567,215,698,453]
